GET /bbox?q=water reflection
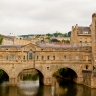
[17,80,39,96]
[1,80,96,96]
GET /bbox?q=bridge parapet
[0,60,35,64]
[35,60,92,64]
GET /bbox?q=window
[42,56,44,60]
[64,55,66,60]
[90,39,92,43]
[83,31,88,34]
[6,56,8,60]
[85,38,87,43]
[47,67,50,70]
[23,56,25,60]
[18,56,20,60]
[29,50,32,60]
[12,56,14,60]
[75,56,78,60]
[53,56,55,60]
[86,56,88,60]
[37,56,38,60]
[47,56,49,60]
[79,38,82,42]
[86,65,88,69]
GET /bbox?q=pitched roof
[78,26,91,34]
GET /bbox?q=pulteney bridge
[0,43,92,86]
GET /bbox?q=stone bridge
[0,60,83,85]
[0,43,92,86]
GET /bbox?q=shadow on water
[1,77,96,96]
[0,69,9,84]
[54,78,77,96]
[55,77,96,96]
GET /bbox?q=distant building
[70,24,91,46]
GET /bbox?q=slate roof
[78,26,91,34]
[38,43,80,48]
[0,45,22,48]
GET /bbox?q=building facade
[70,25,91,46]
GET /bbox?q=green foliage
[64,40,70,43]
[54,32,69,37]
[35,35,40,38]
[46,33,53,37]
[0,34,3,44]
[53,33,58,37]
[46,36,51,40]
[51,39,60,42]
[0,70,4,76]
[55,68,69,78]
[23,73,39,81]
[19,32,71,39]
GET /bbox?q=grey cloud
[0,0,96,35]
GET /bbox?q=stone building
[2,35,15,45]
[2,35,32,45]
[70,24,91,46]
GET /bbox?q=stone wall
[82,70,91,87]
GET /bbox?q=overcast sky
[0,0,96,36]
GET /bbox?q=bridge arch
[0,67,9,83]
[0,67,10,78]
[51,67,79,83]
[17,67,44,85]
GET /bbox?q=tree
[64,40,70,43]
[53,33,58,37]
[58,68,68,77]
[51,39,60,42]
[0,34,3,44]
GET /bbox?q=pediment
[22,43,39,51]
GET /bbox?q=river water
[0,80,96,96]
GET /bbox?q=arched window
[29,50,33,60]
